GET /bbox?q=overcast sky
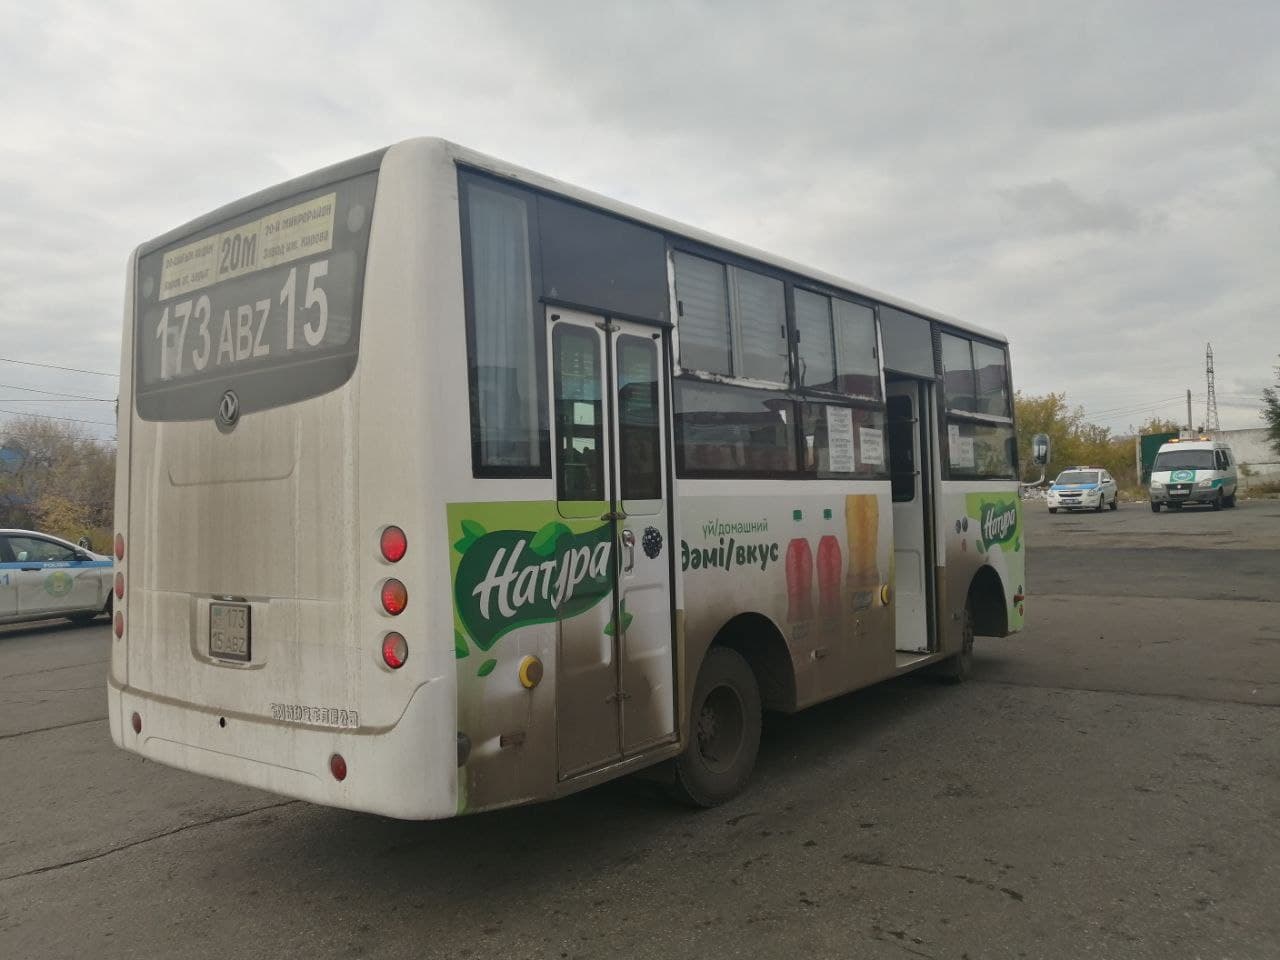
[2,0,1277,445]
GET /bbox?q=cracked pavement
[2,500,1278,959]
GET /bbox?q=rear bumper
[108,677,456,820]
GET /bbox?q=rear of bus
[110,145,459,818]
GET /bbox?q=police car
[0,529,113,626]
[1046,467,1119,514]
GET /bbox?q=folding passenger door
[548,308,676,779]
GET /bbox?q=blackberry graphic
[641,526,663,559]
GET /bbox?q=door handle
[620,529,635,573]
[21,566,40,572]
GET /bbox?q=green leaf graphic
[477,658,497,677]
[529,521,572,557]
[455,630,469,659]
[454,519,489,554]
[604,602,635,638]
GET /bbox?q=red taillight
[131,712,141,734]
[115,533,125,562]
[382,632,408,669]
[329,754,347,781]
[114,612,124,638]
[381,579,407,616]
[380,526,407,563]
[114,572,124,600]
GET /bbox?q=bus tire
[1048,508,1057,514]
[1150,501,1160,513]
[936,602,975,685]
[669,646,761,808]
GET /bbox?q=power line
[1082,394,1184,415]
[0,382,114,401]
[1080,395,1185,419]
[0,356,119,378]
[0,407,116,427]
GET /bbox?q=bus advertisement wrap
[448,502,615,674]
[962,492,1024,631]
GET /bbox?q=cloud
[1,0,1278,439]
[1000,180,1145,234]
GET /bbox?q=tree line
[1019,357,1280,490]
[1014,392,1182,490]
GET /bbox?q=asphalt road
[2,499,1278,959]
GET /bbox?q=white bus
[111,139,1026,818]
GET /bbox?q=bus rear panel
[111,148,459,819]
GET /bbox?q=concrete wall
[1219,427,1280,491]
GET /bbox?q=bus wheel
[670,646,761,807]
[1150,501,1160,513]
[1048,508,1057,514]
[936,602,975,685]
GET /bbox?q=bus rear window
[133,170,378,420]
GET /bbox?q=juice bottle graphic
[845,494,880,610]
[785,515,814,622]
[817,508,843,618]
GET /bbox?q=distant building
[1219,428,1280,492]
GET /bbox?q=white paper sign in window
[859,426,884,466]
[956,435,976,468]
[826,405,855,473]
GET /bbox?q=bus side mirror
[1032,433,1051,466]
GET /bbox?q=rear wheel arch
[707,611,797,713]
[968,564,1009,638]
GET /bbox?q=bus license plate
[210,602,251,662]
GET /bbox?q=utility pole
[1186,389,1193,436]
[1133,427,1141,487]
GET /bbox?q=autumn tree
[1013,392,1083,481]
[1138,416,1183,436]
[1262,359,1280,457]
[1015,392,1150,488]
[0,417,115,547]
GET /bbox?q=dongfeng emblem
[217,390,240,429]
